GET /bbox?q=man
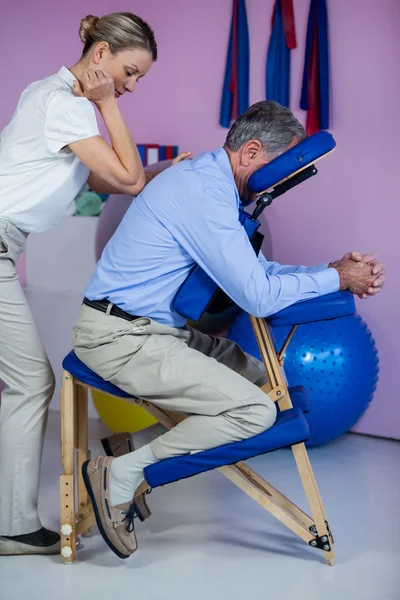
[74,101,385,559]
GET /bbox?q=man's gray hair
[224,100,306,159]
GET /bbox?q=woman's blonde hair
[79,12,157,60]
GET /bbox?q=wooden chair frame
[60,316,335,565]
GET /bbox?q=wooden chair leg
[249,315,335,563]
[76,384,92,536]
[219,464,315,545]
[292,442,335,565]
[234,461,315,530]
[60,371,76,564]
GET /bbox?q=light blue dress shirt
[85,147,339,327]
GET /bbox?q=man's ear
[241,140,264,167]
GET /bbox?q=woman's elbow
[123,172,146,196]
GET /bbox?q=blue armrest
[268,291,356,327]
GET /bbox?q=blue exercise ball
[227,312,379,446]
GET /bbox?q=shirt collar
[57,66,76,89]
[212,146,240,207]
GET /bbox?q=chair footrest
[144,407,309,489]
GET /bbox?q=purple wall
[1,0,399,438]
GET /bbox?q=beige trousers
[0,219,55,536]
[73,304,277,461]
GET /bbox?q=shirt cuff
[313,267,340,296]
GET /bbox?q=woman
[0,12,189,556]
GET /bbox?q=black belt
[83,297,141,323]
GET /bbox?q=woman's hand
[73,69,115,107]
[172,152,192,165]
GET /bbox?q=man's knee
[246,398,277,436]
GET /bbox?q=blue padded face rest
[172,210,260,321]
[62,351,133,399]
[269,291,356,327]
[248,131,336,194]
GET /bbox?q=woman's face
[96,46,154,98]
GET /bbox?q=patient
[73,100,385,558]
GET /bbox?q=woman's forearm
[97,98,145,188]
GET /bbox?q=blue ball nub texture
[227,312,379,447]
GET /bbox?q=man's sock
[109,443,159,506]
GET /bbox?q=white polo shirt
[0,67,100,233]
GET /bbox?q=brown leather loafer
[101,433,151,521]
[82,456,138,559]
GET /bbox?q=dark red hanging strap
[306,23,320,135]
[280,0,297,49]
[271,0,297,49]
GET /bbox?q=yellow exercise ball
[92,390,157,434]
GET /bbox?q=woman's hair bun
[79,15,99,44]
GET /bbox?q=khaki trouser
[0,219,55,536]
[73,304,277,461]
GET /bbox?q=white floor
[1,413,399,600]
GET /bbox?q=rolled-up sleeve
[165,186,340,318]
